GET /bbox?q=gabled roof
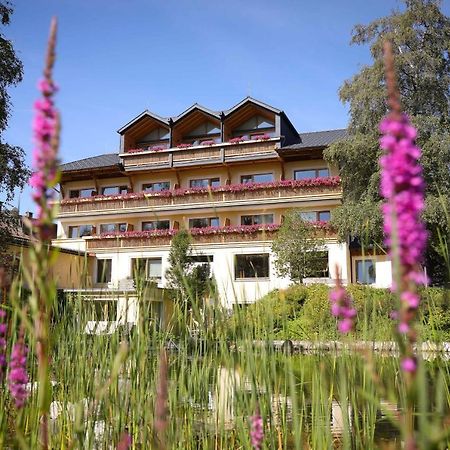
[60,153,121,172]
[172,103,221,123]
[224,96,282,116]
[117,110,169,134]
[283,128,348,150]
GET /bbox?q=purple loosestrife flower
[8,336,29,408]
[330,275,357,334]
[380,42,427,374]
[29,26,60,241]
[117,432,132,450]
[250,410,264,450]
[0,310,7,381]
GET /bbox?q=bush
[227,284,450,342]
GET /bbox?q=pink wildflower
[400,357,417,373]
[329,285,356,334]
[117,432,132,450]
[250,410,264,450]
[8,336,29,408]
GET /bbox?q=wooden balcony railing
[120,138,279,169]
[84,224,335,250]
[58,177,342,215]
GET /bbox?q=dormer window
[232,115,275,138]
[182,122,221,145]
[136,127,170,150]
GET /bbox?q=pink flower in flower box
[177,143,192,149]
[127,148,144,154]
[228,136,246,144]
[201,140,216,146]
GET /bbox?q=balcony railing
[84,223,335,249]
[58,177,342,215]
[120,138,280,169]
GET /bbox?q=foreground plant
[24,17,60,450]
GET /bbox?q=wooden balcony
[120,138,280,170]
[84,224,335,250]
[58,178,342,215]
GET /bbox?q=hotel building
[52,97,392,317]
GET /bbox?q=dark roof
[60,153,121,172]
[284,129,348,149]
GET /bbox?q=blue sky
[3,0,449,212]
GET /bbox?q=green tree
[0,1,30,263]
[272,211,327,283]
[324,0,450,284]
[165,230,212,307]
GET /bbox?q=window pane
[97,259,112,284]
[79,225,93,237]
[69,190,79,199]
[147,259,162,280]
[210,217,220,227]
[318,211,331,222]
[241,175,253,184]
[253,173,273,183]
[190,179,209,188]
[100,223,116,233]
[210,178,220,187]
[118,223,128,232]
[241,215,253,226]
[294,170,316,180]
[189,218,208,228]
[144,182,170,192]
[235,254,270,279]
[318,168,330,178]
[300,212,317,222]
[119,186,129,194]
[80,189,95,198]
[68,226,79,238]
[142,220,170,231]
[356,260,376,284]
[101,186,119,195]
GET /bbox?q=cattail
[8,332,28,408]
[380,41,427,374]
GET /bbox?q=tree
[165,230,212,308]
[272,211,327,283]
[0,1,30,263]
[324,0,450,284]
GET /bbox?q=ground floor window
[132,258,163,283]
[355,259,376,284]
[97,259,112,284]
[235,254,270,279]
[306,251,329,278]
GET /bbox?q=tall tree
[324,0,450,284]
[0,1,30,263]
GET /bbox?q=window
[241,173,274,184]
[68,225,94,238]
[318,211,331,222]
[142,220,170,231]
[189,217,220,228]
[241,214,274,226]
[233,115,275,133]
[132,258,162,282]
[189,178,220,188]
[299,211,331,222]
[69,188,95,198]
[355,259,376,285]
[306,251,329,278]
[235,254,270,279]
[99,223,128,234]
[101,185,129,196]
[97,259,112,284]
[143,182,170,192]
[294,168,330,180]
